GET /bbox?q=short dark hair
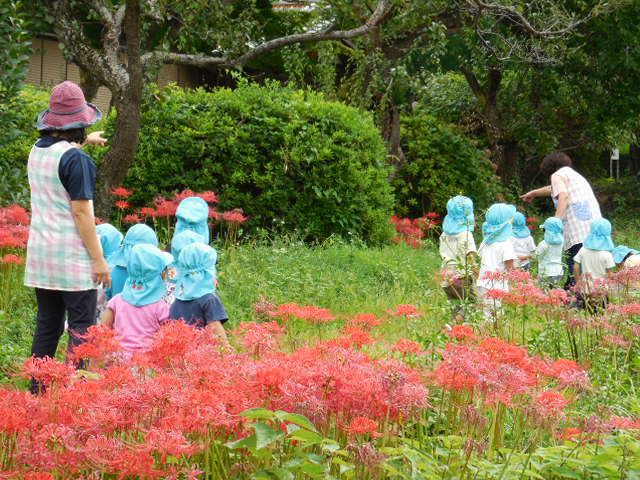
[40,128,87,145]
[540,151,572,177]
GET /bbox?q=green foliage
[0,85,49,206]
[0,0,31,143]
[392,111,500,216]
[121,82,395,243]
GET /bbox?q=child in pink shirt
[101,244,173,356]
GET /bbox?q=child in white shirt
[511,212,536,270]
[534,217,564,288]
[476,203,517,319]
[574,218,615,311]
[439,196,477,320]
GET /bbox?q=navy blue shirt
[169,293,229,328]
[35,136,96,200]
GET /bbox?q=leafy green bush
[0,85,48,206]
[122,82,395,243]
[392,111,501,216]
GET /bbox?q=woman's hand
[92,256,112,288]
[520,191,536,203]
[85,131,107,146]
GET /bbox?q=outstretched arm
[520,186,552,202]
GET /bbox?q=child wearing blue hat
[511,212,536,270]
[532,217,564,287]
[163,230,205,303]
[612,245,640,297]
[439,196,477,320]
[101,244,173,356]
[175,196,210,244]
[95,223,123,319]
[613,245,640,268]
[106,224,158,300]
[169,243,229,347]
[476,204,517,316]
[574,218,615,309]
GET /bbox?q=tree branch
[142,0,391,69]
[467,0,597,38]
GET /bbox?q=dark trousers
[31,288,97,359]
[565,243,582,290]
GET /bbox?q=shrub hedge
[121,82,395,243]
[392,111,500,216]
[0,86,48,206]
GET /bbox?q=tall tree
[41,0,391,214]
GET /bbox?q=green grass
[220,237,444,326]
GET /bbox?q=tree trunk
[94,0,143,218]
[496,140,521,186]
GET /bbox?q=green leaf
[288,428,323,445]
[240,407,277,421]
[275,411,318,432]
[253,421,285,450]
[225,434,257,451]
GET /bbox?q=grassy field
[3,230,640,478]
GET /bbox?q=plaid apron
[24,141,95,291]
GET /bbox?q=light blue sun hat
[109,224,158,268]
[482,203,517,245]
[540,217,564,245]
[121,244,173,307]
[175,243,218,301]
[442,195,474,235]
[512,212,531,239]
[171,230,204,262]
[175,197,210,244]
[612,245,640,265]
[583,218,615,252]
[96,223,123,261]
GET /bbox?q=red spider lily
[208,207,220,220]
[389,304,422,318]
[172,189,196,203]
[348,313,384,330]
[426,212,440,220]
[94,216,105,225]
[252,296,277,319]
[144,428,200,463]
[297,305,336,324]
[195,191,218,204]
[111,186,133,198]
[0,224,29,249]
[334,325,375,348]
[269,302,301,321]
[608,416,640,430]
[21,356,76,387]
[533,390,568,418]
[233,321,284,357]
[122,214,141,224]
[114,200,130,210]
[0,205,30,225]
[556,427,584,442]
[602,334,631,348]
[526,217,539,224]
[391,338,424,356]
[221,208,249,224]
[137,207,157,219]
[445,325,477,341]
[608,303,640,316]
[67,324,122,362]
[0,254,24,265]
[153,197,178,217]
[346,417,382,438]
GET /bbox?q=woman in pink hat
[25,81,111,391]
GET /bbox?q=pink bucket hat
[36,81,102,131]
